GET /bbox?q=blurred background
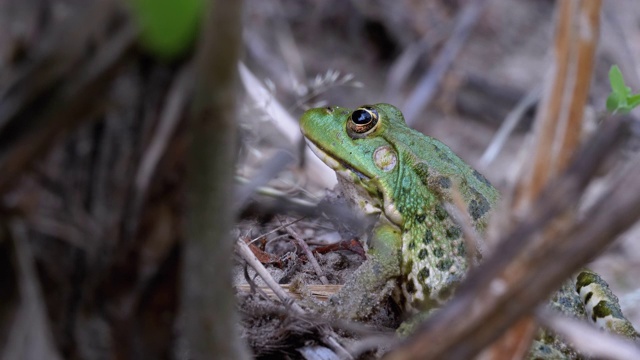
[0,0,639,358]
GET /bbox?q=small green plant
[130,0,204,59]
[606,65,640,114]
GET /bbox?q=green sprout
[606,65,640,114]
[130,0,204,60]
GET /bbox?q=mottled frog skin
[300,104,638,347]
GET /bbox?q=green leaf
[609,65,630,97]
[628,94,640,109]
[130,0,204,59]
[606,93,620,113]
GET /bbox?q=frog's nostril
[325,106,334,113]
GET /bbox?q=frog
[300,103,498,315]
[299,104,638,353]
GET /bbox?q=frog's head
[300,103,406,225]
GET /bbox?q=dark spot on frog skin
[418,248,428,260]
[433,247,444,258]
[438,176,451,189]
[414,163,430,186]
[575,271,598,291]
[436,259,454,271]
[418,267,430,282]
[423,229,433,244]
[534,343,554,355]
[446,225,462,240]
[434,204,447,221]
[437,150,454,164]
[408,240,416,250]
[403,258,414,276]
[456,241,466,256]
[415,214,426,223]
[584,291,593,305]
[468,190,490,221]
[406,279,416,294]
[473,169,492,187]
[593,300,624,320]
[555,293,573,309]
[371,262,384,276]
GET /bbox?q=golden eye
[347,106,379,137]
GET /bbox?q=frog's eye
[347,106,379,137]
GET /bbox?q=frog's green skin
[300,104,638,346]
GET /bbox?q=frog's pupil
[352,109,371,124]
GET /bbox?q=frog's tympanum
[300,104,638,355]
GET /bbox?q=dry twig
[514,0,602,211]
[280,217,330,285]
[536,308,640,360]
[235,239,353,359]
[479,85,541,167]
[403,0,488,125]
[130,65,193,237]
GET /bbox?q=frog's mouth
[304,139,371,181]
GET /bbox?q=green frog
[299,104,638,353]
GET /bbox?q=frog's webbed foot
[320,223,403,322]
[325,255,401,322]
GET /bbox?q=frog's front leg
[328,224,403,321]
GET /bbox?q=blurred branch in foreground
[482,1,603,357]
[181,0,251,358]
